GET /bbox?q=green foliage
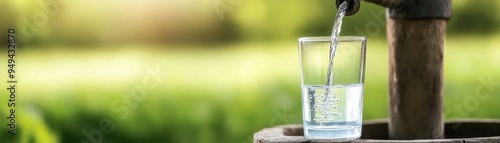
[448,0,500,34]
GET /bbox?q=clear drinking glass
[299,36,366,139]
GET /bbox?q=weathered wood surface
[253,120,500,143]
[387,19,447,140]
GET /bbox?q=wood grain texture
[387,18,446,139]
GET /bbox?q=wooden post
[363,0,451,139]
[387,18,445,139]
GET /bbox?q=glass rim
[298,36,366,42]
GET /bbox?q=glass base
[304,126,361,139]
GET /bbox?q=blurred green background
[1,0,499,143]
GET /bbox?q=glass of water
[299,36,366,139]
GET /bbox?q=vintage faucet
[335,0,451,140]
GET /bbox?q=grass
[0,36,499,143]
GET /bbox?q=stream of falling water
[326,1,348,87]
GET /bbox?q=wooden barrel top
[253,119,500,143]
